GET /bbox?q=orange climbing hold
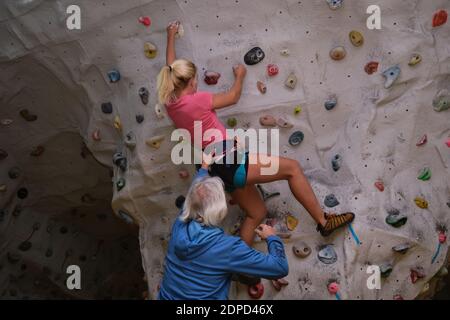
[432,10,447,27]
[139,16,151,27]
[286,214,298,231]
[374,180,384,192]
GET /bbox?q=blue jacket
[158,168,289,300]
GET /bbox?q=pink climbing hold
[410,268,425,284]
[374,180,384,192]
[446,138,450,147]
[179,170,189,179]
[393,294,404,300]
[267,64,279,77]
[432,9,447,27]
[416,134,427,146]
[139,16,151,27]
[439,232,447,244]
[92,129,101,141]
[248,283,264,299]
[328,282,339,294]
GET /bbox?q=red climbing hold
[410,268,425,284]
[204,71,221,85]
[439,232,447,244]
[374,180,384,192]
[327,282,339,294]
[446,138,450,147]
[139,16,151,27]
[432,10,447,27]
[179,170,189,179]
[364,61,379,75]
[416,134,427,146]
[267,64,279,77]
[248,283,264,299]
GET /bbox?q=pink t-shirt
[166,91,227,148]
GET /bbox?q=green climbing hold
[116,178,126,191]
[386,210,407,228]
[380,263,393,278]
[227,118,237,128]
[294,105,302,115]
[408,53,422,66]
[433,90,450,112]
[417,167,431,181]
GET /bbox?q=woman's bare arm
[212,64,247,110]
[166,21,179,65]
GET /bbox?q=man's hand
[233,64,247,79]
[167,21,179,39]
[201,149,216,169]
[255,224,276,240]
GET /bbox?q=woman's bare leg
[231,185,267,245]
[246,154,327,227]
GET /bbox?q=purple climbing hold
[107,69,121,83]
[101,102,113,114]
[324,194,340,208]
[244,47,265,65]
[331,154,342,172]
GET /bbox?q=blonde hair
[180,176,228,227]
[156,59,197,105]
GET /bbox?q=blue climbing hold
[331,154,342,172]
[324,194,340,208]
[108,69,121,83]
[382,65,401,89]
[327,0,344,10]
[289,131,304,146]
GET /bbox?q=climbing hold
[432,9,447,27]
[439,232,447,244]
[410,267,425,284]
[179,170,189,179]
[364,61,379,75]
[244,47,265,65]
[374,180,384,192]
[445,138,450,147]
[408,53,422,66]
[289,131,304,146]
[380,263,393,278]
[331,154,342,172]
[117,210,134,225]
[125,131,136,150]
[139,87,149,105]
[175,195,185,209]
[138,16,151,27]
[112,152,127,172]
[136,114,144,123]
[101,102,113,114]
[81,193,95,204]
[382,65,401,89]
[146,135,165,149]
[294,106,302,115]
[19,241,32,252]
[0,149,7,160]
[324,194,340,208]
[248,282,264,299]
[7,252,21,264]
[227,118,237,128]
[327,282,339,295]
[30,146,45,157]
[392,243,411,254]
[393,294,404,300]
[416,134,427,146]
[277,118,293,128]
[414,196,428,209]
[107,69,121,83]
[45,248,53,258]
[324,95,338,111]
[204,70,221,85]
[293,242,311,258]
[349,30,364,47]
[19,109,37,122]
[1,119,13,126]
[144,42,157,59]
[327,0,344,10]
[318,245,337,264]
[271,278,289,291]
[259,115,277,127]
[116,178,125,192]
[175,22,184,38]
[417,167,431,181]
[286,214,298,231]
[385,210,407,228]
[256,81,267,94]
[284,72,297,89]
[17,188,28,199]
[267,64,279,77]
[256,184,280,201]
[114,115,122,131]
[0,185,6,193]
[154,104,165,119]
[92,129,101,141]
[432,89,450,112]
[437,266,448,277]
[280,48,290,56]
[8,167,20,179]
[329,46,346,61]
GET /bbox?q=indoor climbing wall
[1,0,450,300]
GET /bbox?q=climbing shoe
[231,273,261,286]
[317,212,355,237]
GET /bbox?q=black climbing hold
[0,209,6,222]
[175,195,185,209]
[136,114,144,123]
[331,154,342,172]
[289,131,304,146]
[139,87,149,105]
[20,109,37,122]
[17,188,28,199]
[116,178,126,191]
[324,194,340,208]
[8,167,20,179]
[101,102,113,114]
[256,185,280,201]
[60,226,68,234]
[0,149,7,160]
[317,245,337,264]
[12,206,21,217]
[18,241,32,252]
[7,252,21,264]
[112,152,127,172]
[244,47,265,65]
[324,95,338,110]
[45,248,53,258]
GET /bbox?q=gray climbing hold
[432,89,450,112]
[107,69,121,83]
[20,109,37,122]
[285,72,297,89]
[112,152,127,172]
[380,263,393,278]
[125,131,136,150]
[289,131,304,146]
[244,47,265,65]
[329,46,346,61]
[17,188,28,199]
[386,209,407,228]
[136,114,144,123]
[8,167,20,179]
[331,154,342,172]
[256,185,280,201]
[318,245,337,264]
[392,243,411,254]
[139,87,149,105]
[324,194,340,208]
[382,65,401,89]
[101,102,113,114]
[116,178,126,192]
[324,95,338,110]
[327,0,344,10]
[293,242,311,258]
[118,210,134,224]
[0,149,8,160]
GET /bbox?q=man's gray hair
[180,176,228,227]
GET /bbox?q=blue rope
[348,223,361,246]
[431,243,441,264]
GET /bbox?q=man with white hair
[158,158,288,300]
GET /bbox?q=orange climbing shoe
[317,212,355,237]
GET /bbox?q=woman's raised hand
[255,224,276,240]
[233,64,247,79]
[167,21,180,38]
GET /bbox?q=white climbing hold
[280,48,290,56]
[155,104,165,119]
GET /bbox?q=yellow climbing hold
[146,135,165,149]
[349,30,364,47]
[414,197,428,209]
[286,214,299,231]
[294,105,302,115]
[114,115,122,131]
[144,42,158,59]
